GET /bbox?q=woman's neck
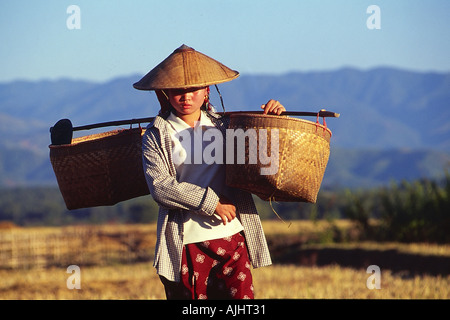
[176,109,202,127]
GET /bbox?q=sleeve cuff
[197,187,219,216]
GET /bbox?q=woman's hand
[261,99,286,115]
[215,196,236,225]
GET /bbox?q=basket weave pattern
[49,128,149,210]
[225,114,331,203]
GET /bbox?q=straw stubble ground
[1,263,448,299]
[0,221,448,299]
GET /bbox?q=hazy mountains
[0,67,449,188]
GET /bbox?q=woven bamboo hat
[133,44,239,90]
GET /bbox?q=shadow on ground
[268,239,450,277]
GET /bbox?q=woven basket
[49,128,149,210]
[225,113,332,203]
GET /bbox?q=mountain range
[0,67,449,188]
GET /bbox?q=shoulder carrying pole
[69,110,340,132]
[50,110,340,145]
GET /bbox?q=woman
[133,44,285,299]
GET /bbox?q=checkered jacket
[142,110,272,282]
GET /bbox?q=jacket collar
[147,108,226,130]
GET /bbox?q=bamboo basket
[49,128,149,210]
[225,113,332,203]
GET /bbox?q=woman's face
[167,87,208,117]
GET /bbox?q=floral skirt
[160,232,254,300]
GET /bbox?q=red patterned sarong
[160,232,254,300]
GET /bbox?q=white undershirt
[166,111,243,244]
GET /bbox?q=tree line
[0,187,159,226]
[0,172,448,243]
[342,173,450,243]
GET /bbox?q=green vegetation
[1,172,449,243]
[0,187,159,226]
[343,173,450,243]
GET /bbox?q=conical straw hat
[133,44,239,90]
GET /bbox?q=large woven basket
[225,113,332,203]
[49,128,149,210]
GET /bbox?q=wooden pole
[69,110,340,132]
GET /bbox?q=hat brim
[133,44,239,91]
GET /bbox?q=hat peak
[175,44,194,52]
[133,45,239,91]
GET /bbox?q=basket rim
[49,127,143,149]
[228,112,332,136]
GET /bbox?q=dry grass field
[0,221,449,299]
[1,262,448,299]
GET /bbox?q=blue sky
[1,0,449,82]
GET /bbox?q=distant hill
[324,148,450,188]
[218,68,450,150]
[1,144,448,189]
[0,67,449,188]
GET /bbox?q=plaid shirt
[142,110,272,282]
